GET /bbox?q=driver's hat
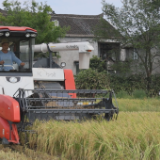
[0,39,13,47]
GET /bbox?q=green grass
[116,89,147,99]
[114,98,160,112]
[27,112,160,160]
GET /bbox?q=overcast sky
[0,0,122,15]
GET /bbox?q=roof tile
[51,14,103,37]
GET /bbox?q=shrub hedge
[75,56,160,97]
[75,71,160,97]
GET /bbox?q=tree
[0,0,69,44]
[94,0,160,91]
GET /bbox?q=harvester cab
[0,26,37,144]
[0,26,36,96]
[0,26,119,145]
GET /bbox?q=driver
[0,39,25,71]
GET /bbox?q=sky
[0,0,122,15]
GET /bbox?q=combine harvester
[0,26,118,145]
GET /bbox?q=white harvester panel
[33,68,64,81]
[0,76,34,97]
[33,42,94,69]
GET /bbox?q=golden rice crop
[114,98,160,111]
[0,144,59,160]
[27,112,160,160]
[0,150,28,160]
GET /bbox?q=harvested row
[28,112,160,160]
[0,144,59,160]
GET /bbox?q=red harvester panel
[0,26,37,32]
[0,95,20,122]
[64,69,77,98]
[0,117,20,144]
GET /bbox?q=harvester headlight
[0,33,3,36]
[5,32,10,37]
[25,33,30,38]
[31,34,36,37]
[9,77,18,83]
[60,62,66,68]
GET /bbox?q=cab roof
[0,26,37,32]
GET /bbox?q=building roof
[0,8,7,16]
[51,14,104,37]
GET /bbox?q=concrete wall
[125,48,160,75]
[54,37,130,75]
[150,48,160,75]
[55,37,98,75]
[120,49,126,61]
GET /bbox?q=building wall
[54,37,128,75]
[126,48,160,75]
[150,48,160,75]
[55,37,98,75]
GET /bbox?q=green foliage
[109,74,160,97]
[111,61,132,76]
[89,55,106,72]
[116,89,147,99]
[95,0,160,89]
[116,90,130,99]
[75,56,109,90]
[75,69,109,90]
[1,0,69,44]
[146,75,160,97]
[76,55,160,97]
[132,89,147,99]
[109,74,145,95]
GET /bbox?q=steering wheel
[19,64,25,71]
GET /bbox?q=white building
[51,14,124,75]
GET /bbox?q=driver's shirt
[0,51,22,71]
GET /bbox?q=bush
[75,69,109,89]
[146,75,160,97]
[116,90,130,99]
[109,74,145,95]
[115,90,147,99]
[75,55,160,98]
[132,89,147,99]
[109,74,160,97]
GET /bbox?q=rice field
[2,98,160,160]
[116,98,160,112]
[0,144,59,160]
[27,112,160,160]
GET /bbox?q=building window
[133,48,138,60]
[98,42,120,61]
[74,61,79,75]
